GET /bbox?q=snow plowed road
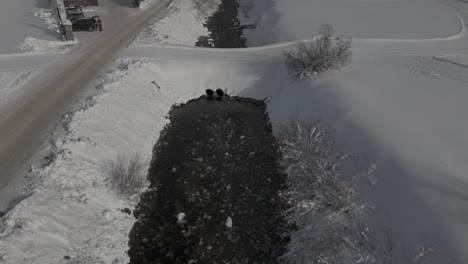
[0,0,172,209]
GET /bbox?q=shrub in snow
[106,154,147,199]
[276,119,374,264]
[284,24,352,80]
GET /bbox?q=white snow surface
[0,0,62,54]
[19,37,77,54]
[240,0,462,46]
[2,0,468,263]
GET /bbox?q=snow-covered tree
[276,120,374,264]
[284,25,352,79]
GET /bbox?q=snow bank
[19,37,77,54]
[34,8,60,33]
[0,1,61,54]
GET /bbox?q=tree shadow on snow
[238,59,464,263]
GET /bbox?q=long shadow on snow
[237,59,464,263]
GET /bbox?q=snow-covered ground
[0,1,70,109]
[240,0,462,46]
[0,1,110,112]
[0,0,62,55]
[0,57,258,263]
[238,0,468,261]
[2,0,468,263]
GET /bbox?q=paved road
[0,0,172,211]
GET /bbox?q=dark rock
[120,208,132,215]
[216,89,224,97]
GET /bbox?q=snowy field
[2,0,468,263]
[241,0,462,46]
[0,57,258,263]
[238,0,468,261]
[0,0,61,55]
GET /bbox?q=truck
[63,0,99,7]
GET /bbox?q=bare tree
[283,24,352,80]
[381,221,397,264]
[105,154,148,199]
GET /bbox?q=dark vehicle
[67,12,85,21]
[64,0,99,7]
[65,6,83,15]
[133,0,141,8]
[72,16,100,32]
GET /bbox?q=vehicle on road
[71,16,100,32]
[67,12,85,21]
